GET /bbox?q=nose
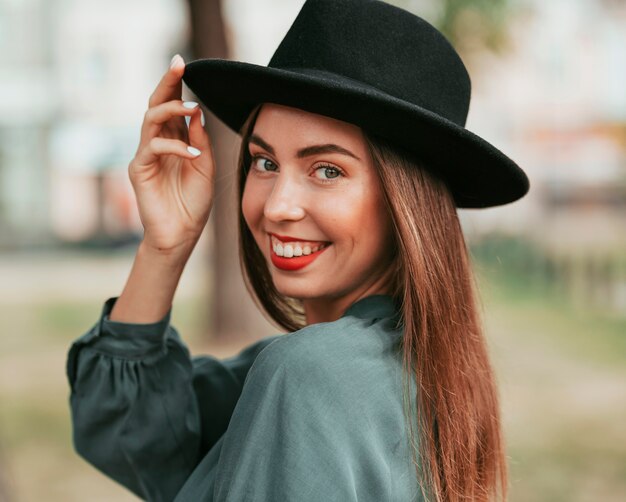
[263,171,306,222]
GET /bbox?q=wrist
[138,238,196,266]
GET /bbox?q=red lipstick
[268,237,330,271]
[269,233,329,244]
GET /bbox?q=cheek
[372,197,393,247]
[363,206,390,249]
[241,178,264,230]
[352,186,392,256]
[334,182,388,244]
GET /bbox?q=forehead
[251,103,367,154]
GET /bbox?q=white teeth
[271,235,329,258]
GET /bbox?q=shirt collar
[341,294,401,320]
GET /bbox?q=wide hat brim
[183,59,530,209]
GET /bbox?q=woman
[66,1,529,501]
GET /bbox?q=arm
[66,53,223,501]
[108,239,194,324]
[66,297,281,502]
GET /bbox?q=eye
[314,165,344,181]
[251,155,278,172]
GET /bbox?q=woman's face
[242,103,395,309]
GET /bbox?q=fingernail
[170,54,180,69]
[185,116,191,128]
[183,101,198,109]
[187,146,201,156]
[200,110,205,127]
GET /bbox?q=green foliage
[436,0,512,53]
[386,0,515,57]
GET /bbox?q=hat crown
[268,0,471,127]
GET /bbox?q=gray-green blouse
[66,294,422,501]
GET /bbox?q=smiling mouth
[268,235,332,271]
[270,234,331,257]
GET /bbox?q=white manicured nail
[200,110,205,127]
[170,54,180,69]
[187,146,201,156]
[185,116,191,128]
[183,101,198,109]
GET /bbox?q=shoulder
[252,315,360,371]
[246,313,403,399]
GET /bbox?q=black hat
[182,0,530,208]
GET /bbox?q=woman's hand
[128,54,215,256]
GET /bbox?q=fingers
[132,54,213,179]
[148,54,184,109]
[133,136,202,169]
[187,105,213,159]
[140,100,202,145]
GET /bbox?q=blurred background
[0,0,625,500]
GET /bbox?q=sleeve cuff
[66,297,176,393]
[85,296,173,359]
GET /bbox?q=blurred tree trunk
[185,0,275,342]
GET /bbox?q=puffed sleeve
[66,296,281,502]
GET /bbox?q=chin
[271,276,322,300]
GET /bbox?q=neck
[302,274,393,325]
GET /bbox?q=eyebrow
[248,133,361,161]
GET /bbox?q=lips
[269,233,330,246]
[268,234,331,271]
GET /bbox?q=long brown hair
[235,103,508,501]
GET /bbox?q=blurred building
[0,0,188,248]
[463,0,626,254]
[0,0,57,248]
